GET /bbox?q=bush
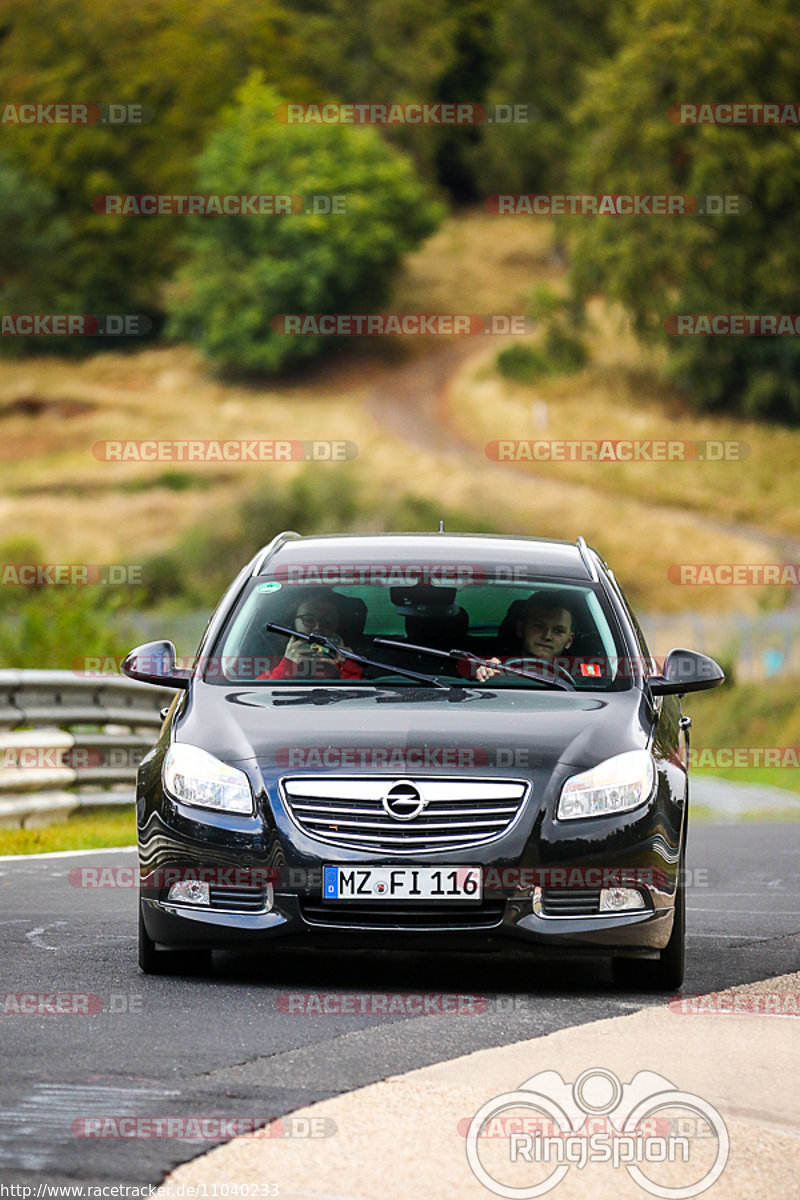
[166,75,446,375]
[136,469,498,610]
[0,587,134,670]
[496,328,588,383]
[496,342,551,383]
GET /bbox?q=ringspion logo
[466,1068,728,1198]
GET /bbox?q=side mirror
[649,648,725,696]
[121,640,192,689]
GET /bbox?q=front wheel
[138,898,212,975]
[613,855,685,991]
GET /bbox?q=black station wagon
[123,532,724,988]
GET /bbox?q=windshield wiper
[371,638,575,692]
[263,623,451,690]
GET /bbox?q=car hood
[175,683,652,776]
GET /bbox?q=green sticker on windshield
[257,582,282,593]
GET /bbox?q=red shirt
[260,655,363,681]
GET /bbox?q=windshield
[203,567,634,690]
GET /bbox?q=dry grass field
[0,210,795,616]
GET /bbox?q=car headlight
[162,744,254,815]
[557,750,655,820]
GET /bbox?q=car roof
[252,531,602,582]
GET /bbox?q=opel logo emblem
[381,779,427,822]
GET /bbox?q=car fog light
[167,879,210,906]
[599,887,645,912]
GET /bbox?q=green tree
[431,0,499,202]
[286,0,465,190]
[470,0,617,195]
[287,0,507,199]
[566,0,800,421]
[0,154,75,343]
[0,0,303,316]
[166,75,445,374]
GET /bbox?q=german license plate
[322,865,482,901]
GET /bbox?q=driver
[473,593,575,682]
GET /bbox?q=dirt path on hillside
[365,343,800,581]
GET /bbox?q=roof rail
[251,530,302,575]
[575,536,599,581]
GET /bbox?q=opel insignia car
[123,531,724,988]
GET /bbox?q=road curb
[162,971,800,1199]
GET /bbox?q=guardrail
[0,671,175,828]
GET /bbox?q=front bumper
[141,879,674,959]
[138,760,684,960]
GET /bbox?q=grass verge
[0,806,135,856]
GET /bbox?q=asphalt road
[1,821,798,1190]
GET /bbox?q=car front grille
[280,776,529,853]
[539,887,601,917]
[299,899,507,931]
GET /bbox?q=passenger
[264,589,363,680]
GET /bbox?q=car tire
[612,848,685,992]
[138,898,212,976]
